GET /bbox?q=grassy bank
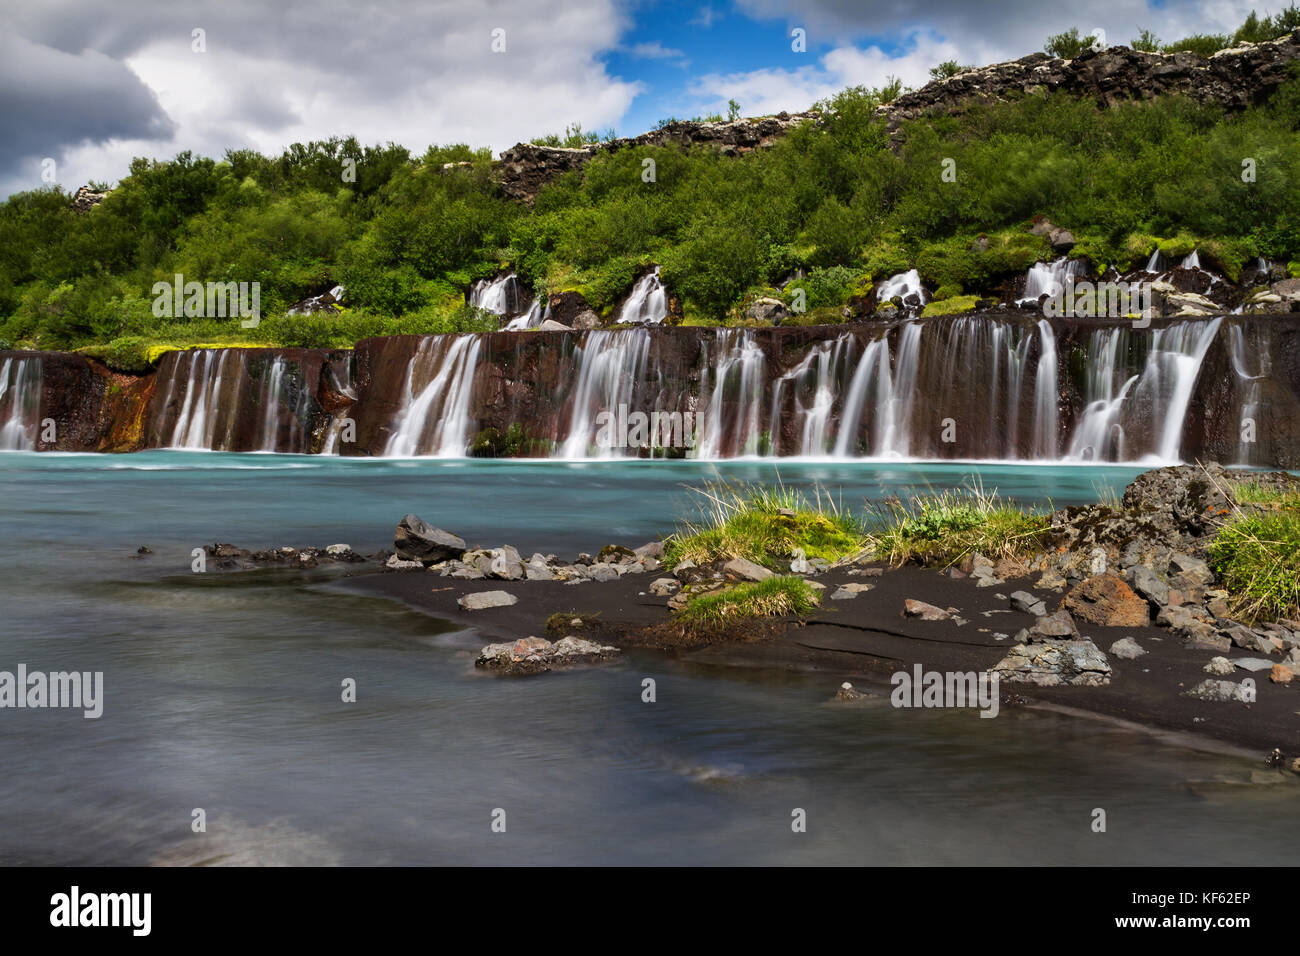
[1210,485,1300,622]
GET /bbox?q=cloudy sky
[0,0,1266,197]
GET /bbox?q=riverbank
[243,461,1300,766]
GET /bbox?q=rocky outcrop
[393,514,466,564]
[496,112,819,203]
[495,32,1300,201]
[71,185,109,212]
[877,29,1300,145]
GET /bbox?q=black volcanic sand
[336,563,1300,763]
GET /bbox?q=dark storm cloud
[0,32,174,184]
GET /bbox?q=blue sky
[0,0,1269,197]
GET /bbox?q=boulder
[991,638,1111,686]
[1271,664,1294,684]
[394,514,466,564]
[1063,573,1150,627]
[744,297,791,324]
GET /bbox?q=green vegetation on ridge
[2,8,1299,362]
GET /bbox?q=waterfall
[616,267,668,325]
[695,329,766,457]
[385,336,482,457]
[1226,322,1268,466]
[1181,250,1200,270]
[876,270,927,309]
[1065,328,1138,461]
[1019,257,1081,305]
[769,333,854,456]
[504,298,549,331]
[1144,249,1166,273]
[0,357,41,450]
[556,329,652,458]
[833,336,893,457]
[1031,320,1059,458]
[880,321,923,456]
[156,350,313,452]
[469,273,527,316]
[168,350,239,449]
[258,358,287,452]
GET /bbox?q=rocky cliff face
[495,112,819,203]
[6,314,1300,466]
[879,28,1300,141]
[495,29,1300,201]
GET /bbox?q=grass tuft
[863,482,1050,567]
[679,576,821,625]
[663,481,867,569]
[1209,503,1300,623]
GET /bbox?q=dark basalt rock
[393,514,467,565]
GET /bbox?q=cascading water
[155,350,313,453]
[557,329,652,458]
[695,330,767,458]
[769,333,854,456]
[504,299,549,331]
[1031,320,1059,458]
[1065,328,1138,462]
[469,273,527,316]
[384,336,483,457]
[1019,257,1082,305]
[1226,322,1269,466]
[876,270,927,309]
[166,350,239,449]
[616,267,668,325]
[0,357,41,450]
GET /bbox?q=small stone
[649,577,680,596]
[1204,657,1235,676]
[903,599,951,621]
[457,590,518,611]
[1010,590,1047,616]
[723,557,773,582]
[834,681,864,701]
[1109,637,1146,660]
[1270,664,1294,684]
[1182,679,1253,702]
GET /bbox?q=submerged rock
[475,634,619,675]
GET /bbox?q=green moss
[1155,234,1199,259]
[921,295,980,316]
[1288,261,1300,279]
[679,576,821,624]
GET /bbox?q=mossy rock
[921,295,980,316]
[1155,235,1199,259]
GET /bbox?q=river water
[0,452,1294,865]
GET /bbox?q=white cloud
[0,0,643,197]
